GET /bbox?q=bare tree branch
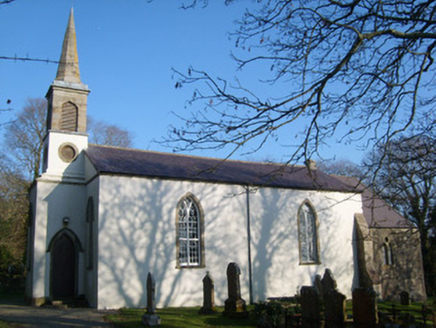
[166,0,436,166]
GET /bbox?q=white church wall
[97,175,250,309]
[96,174,362,309]
[249,188,362,301]
[29,179,87,301]
[42,131,88,181]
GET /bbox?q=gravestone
[319,269,346,327]
[300,286,321,327]
[142,272,161,326]
[352,287,378,328]
[313,274,323,295]
[400,290,411,306]
[324,289,346,327]
[223,262,248,318]
[199,271,216,314]
[321,269,337,298]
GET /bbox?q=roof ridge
[88,144,307,168]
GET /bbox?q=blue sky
[0,0,366,165]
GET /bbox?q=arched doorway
[50,230,79,299]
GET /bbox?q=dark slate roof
[85,145,356,192]
[334,176,411,228]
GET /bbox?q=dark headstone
[321,269,337,298]
[300,286,321,327]
[142,272,161,326]
[313,274,323,295]
[352,288,378,328]
[223,262,248,318]
[199,271,216,314]
[400,290,411,306]
[324,289,346,327]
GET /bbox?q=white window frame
[176,195,204,268]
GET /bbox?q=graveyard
[105,265,436,328]
[106,298,436,327]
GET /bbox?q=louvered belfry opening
[61,101,78,132]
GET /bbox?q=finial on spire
[55,8,81,83]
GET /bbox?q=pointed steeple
[42,8,90,180]
[45,8,90,135]
[56,8,81,83]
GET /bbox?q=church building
[25,9,426,309]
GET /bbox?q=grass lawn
[377,299,436,325]
[0,321,11,328]
[106,306,256,328]
[344,298,436,326]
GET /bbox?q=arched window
[176,195,205,267]
[298,201,320,264]
[86,197,94,270]
[61,101,78,131]
[383,237,394,266]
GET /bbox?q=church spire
[56,8,81,83]
[45,8,89,135]
[42,8,90,179]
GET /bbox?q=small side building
[338,176,427,302]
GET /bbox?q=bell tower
[42,8,90,181]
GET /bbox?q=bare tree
[88,116,133,148]
[3,98,134,181]
[4,98,46,181]
[317,159,363,178]
[170,0,436,163]
[364,135,436,294]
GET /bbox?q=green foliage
[0,156,28,292]
[252,301,285,328]
[0,244,24,292]
[0,321,11,328]
[0,245,15,270]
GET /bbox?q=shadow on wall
[250,188,360,301]
[39,176,363,308]
[98,178,179,308]
[97,177,231,308]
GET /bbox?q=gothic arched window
[298,201,320,264]
[176,194,205,268]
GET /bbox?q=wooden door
[51,233,76,299]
